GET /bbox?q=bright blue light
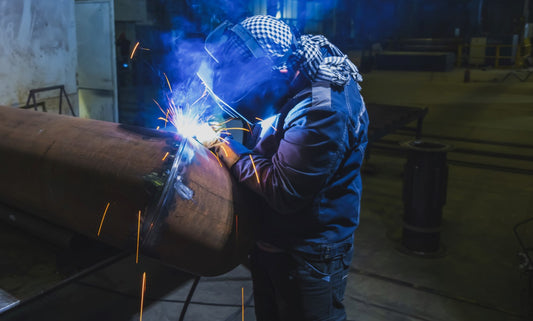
[122,63,129,68]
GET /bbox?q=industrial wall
[0,0,78,113]
[115,0,147,22]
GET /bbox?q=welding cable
[178,276,200,321]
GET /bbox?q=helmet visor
[203,21,276,108]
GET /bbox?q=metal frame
[24,85,76,116]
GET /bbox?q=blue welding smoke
[133,0,404,129]
[137,1,260,130]
[131,1,252,129]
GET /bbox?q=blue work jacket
[232,78,369,259]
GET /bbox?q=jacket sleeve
[231,97,349,214]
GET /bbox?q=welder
[205,15,369,321]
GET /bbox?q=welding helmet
[202,15,297,122]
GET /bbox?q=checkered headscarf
[239,15,362,87]
[295,34,363,86]
[239,15,294,68]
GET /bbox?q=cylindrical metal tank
[0,106,255,276]
[400,139,453,256]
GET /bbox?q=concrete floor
[1,68,532,320]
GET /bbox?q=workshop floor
[1,67,532,321]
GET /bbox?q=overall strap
[274,86,313,143]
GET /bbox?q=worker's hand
[214,137,251,169]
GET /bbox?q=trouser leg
[250,248,284,321]
[250,246,352,321]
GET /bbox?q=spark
[220,127,250,135]
[224,127,249,131]
[168,95,178,109]
[190,88,208,107]
[153,99,165,114]
[163,72,173,93]
[154,99,170,128]
[140,272,146,321]
[156,126,160,130]
[130,42,140,60]
[255,117,277,131]
[209,149,223,167]
[219,118,235,126]
[249,155,260,184]
[162,152,169,161]
[220,144,229,157]
[97,202,110,237]
[136,210,141,264]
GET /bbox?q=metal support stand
[24,85,76,116]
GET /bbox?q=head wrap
[239,15,294,69]
[294,35,363,87]
[238,15,362,87]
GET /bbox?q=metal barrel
[400,139,453,256]
[0,106,254,276]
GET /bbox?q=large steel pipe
[0,106,255,276]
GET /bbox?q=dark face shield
[201,21,292,122]
[205,21,270,64]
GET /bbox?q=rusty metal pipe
[0,106,254,276]
[0,203,76,249]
